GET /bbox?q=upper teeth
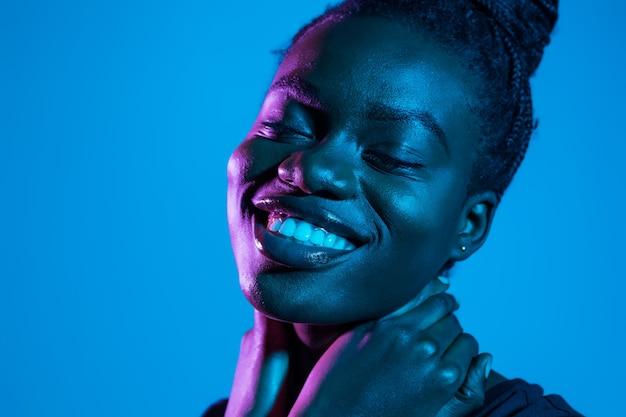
[267,214,356,250]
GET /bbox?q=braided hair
[283,0,558,200]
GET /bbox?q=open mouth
[249,196,368,268]
[266,212,357,251]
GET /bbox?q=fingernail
[437,276,450,285]
[484,355,493,378]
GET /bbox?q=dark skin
[226,16,506,416]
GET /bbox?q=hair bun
[478,0,558,75]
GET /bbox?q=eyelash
[361,150,424,175]
[259,122,423,176]
[259,121,314,143]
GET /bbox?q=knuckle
[415,337,440,357]
[392,324,416,346]
[435,293,458,313]
[438,363,463,386]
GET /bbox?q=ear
[449,190,499,262]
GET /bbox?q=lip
[251,195,371,246]
[254,222,356,269]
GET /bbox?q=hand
[288,278,492,417]
[436,353,492,417]
[224,311,291,417]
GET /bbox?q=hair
[283,0,559,200]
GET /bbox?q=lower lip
[254,222,357,269]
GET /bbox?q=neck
[292,322,354,351]
[288,322,354,383]
[266,322,352,416]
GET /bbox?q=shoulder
[200,380,582,417]
[469,378,583,417]
[201,398,228,417]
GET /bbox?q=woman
[207,0,581,415]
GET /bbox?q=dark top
[202,378,583,416]
[467,379,583,416]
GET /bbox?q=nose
[277,143,358,200]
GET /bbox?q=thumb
[384,275,451,320]
[437,353,492,417]
[249,351,289,417]
[225,348,289,417]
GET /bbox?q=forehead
[274,15,480,138]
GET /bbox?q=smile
[267,212,356,250]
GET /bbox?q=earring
[460,246,467,252]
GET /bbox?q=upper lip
[251,195,372,245]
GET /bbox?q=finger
[382,292,459,330]
[459,353,491,401]
[225,342,290,417]
[436,353,492,417]
[438,333,479,386]
[415,314,463,358]
[383,276,451,320]
[421,275,452,299]
[442,333,479,363]
[250,351,289,417]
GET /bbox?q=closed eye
[259,121,314,143]
[362,150,424,175]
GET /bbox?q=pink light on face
[226,16,484,326]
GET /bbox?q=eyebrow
[366,103,450,156]
[269,76,325,110]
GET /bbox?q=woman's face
[227,16,483,324]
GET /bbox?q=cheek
[227,144,257,258]
[227,142,254,186]
[394,196,445,269]
[377,182,462,269]
[226,148,246,222]
[226,140,271,213]
[228,138,295,185]
[375,184,436,238]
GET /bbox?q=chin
[238,269,396,326]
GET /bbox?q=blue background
[1,1,624,415]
